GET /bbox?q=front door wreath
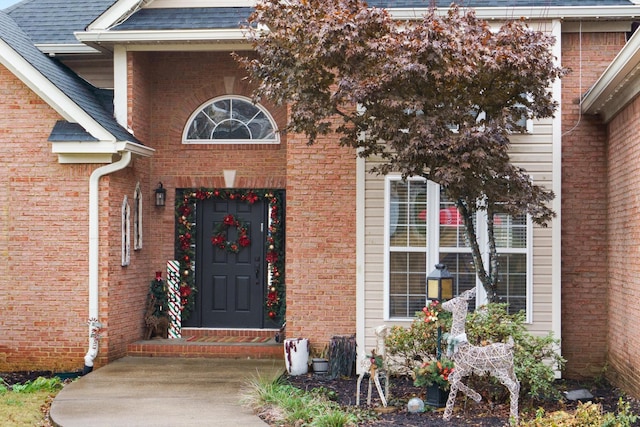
[211,214,251,253]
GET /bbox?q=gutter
[83,150,133,374]
[581,24,640,122]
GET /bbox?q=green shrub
[384,302,451,373]
[465,303,565,400]
[11,377,62,394]
[385,301,565,401]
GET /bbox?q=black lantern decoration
[427,263,453,361]
[427,263,453,302]
[155,182,166,207]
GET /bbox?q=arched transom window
[183,96,279,144]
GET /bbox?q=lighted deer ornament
[441,287,520,423]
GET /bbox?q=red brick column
[561,32,625,378]
[285,128,357,351]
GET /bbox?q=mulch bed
[3,369,640,426]
[284,373,640,426]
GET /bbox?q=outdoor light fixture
[427,263,454,302]
[427,263,454,361]
[155,182,166,207]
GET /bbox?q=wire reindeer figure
[441,287,520,424]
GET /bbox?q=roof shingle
[0,10,139,143]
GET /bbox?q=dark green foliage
[385,302,565,402]
[465,304,565,400]
[148,277,169,317]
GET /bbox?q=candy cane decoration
[166,260,182,339]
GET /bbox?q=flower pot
[312,358,329,374]
[426,384,449,408]
[284,338,309,375]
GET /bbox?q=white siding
[361,117,557,355]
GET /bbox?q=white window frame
[133,183,143,251]
[182,95,280,145]
[121,195,130,267]
[383,175,533,322]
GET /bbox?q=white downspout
[83,150,133,374]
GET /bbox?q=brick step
[181,328,279,340]
[127,328,284,359]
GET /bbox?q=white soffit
[146,0,256,7]
[389,6,640,21]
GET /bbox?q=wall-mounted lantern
[155,182,166,207]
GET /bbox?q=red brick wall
[0,66,92,371]
[561,32,626,378]
[605,94,640,397]
[129,51,288,266]
[0,65,153,371]
[284,126,357,350]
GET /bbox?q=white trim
[581,22,640,122]
[113,46,129,129]
[51,140,155,163]
[388,6,640,21]
[355,151,366,375]
[526,215,534,323]
[551,19,563,354]
[134,182,143,251]
[0,39,114,141]
[121,195,131,266]
[35,44,100,55]
[147,0,256,7]
[384,175,535,320]
[182,95,280,144]
[75,29,248,44]
[382,175,398,321]
[89,0,150,31]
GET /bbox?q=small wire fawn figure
[441,287,520,424]
[356,325,390,407]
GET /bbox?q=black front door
[194,197,266,328]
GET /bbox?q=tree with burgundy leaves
[236,0,566,301]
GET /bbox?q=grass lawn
[0,377,62,426]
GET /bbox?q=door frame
[175,188,286,329]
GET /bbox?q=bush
[465,303,565,400]
[384,301,451,375]
[385,301,565,402]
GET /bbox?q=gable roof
[113,7,251,31]
[6,0,115,46]
[0,10,141,145]
[6,0,640,48]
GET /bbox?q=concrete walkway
[50,357,285,427]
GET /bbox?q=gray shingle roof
[109,1,637,32]
[5,0,115,45]
[0,11,139,143]
[5,0,637,44]
[114,7,252,31]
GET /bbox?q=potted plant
[414,358,454,407]
[310,344,329,374]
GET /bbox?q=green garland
[176,188,285,322]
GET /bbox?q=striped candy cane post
[166,260,182,339]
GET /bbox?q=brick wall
[284,126,358,351]
[0,64,154,371]
[560,32,626,378]
[605,94,640,397]
[0,65,92,371]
